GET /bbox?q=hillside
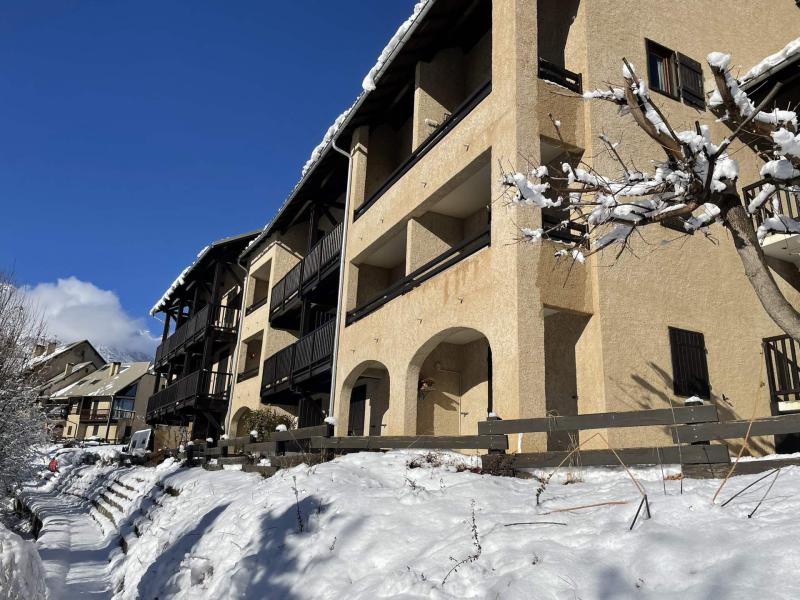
[14,449,800,599]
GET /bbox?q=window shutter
[668,327,710,398]
[677,53,705,109]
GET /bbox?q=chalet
[220,0,800,454]
[146,230,258,439]
[55,361,154,443]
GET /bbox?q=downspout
[223,254,250,435]
[328,137,354,422]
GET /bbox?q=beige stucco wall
[330,0,800,456]
[224,230,307,433]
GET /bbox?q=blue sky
[1,1,414,353]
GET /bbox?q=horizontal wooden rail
[478,405,719,435]
[270,424,331,442]
[311,435,508,451]
[483,444,730,470]
[672,413,800,443]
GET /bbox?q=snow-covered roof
[150,230,259,316]
[27,340,89,370]
[50,361,151,399]
[740,36,800,85]
[241,0,434,261]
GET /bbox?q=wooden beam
[672,414,800,443]
[482,444,730,470]
[269,424,331,442]
[311,435,508,450]
[478,405,719,435]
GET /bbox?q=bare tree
[502,42,800,339]
[0,272,47,495]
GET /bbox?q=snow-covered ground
[15,449,800,599]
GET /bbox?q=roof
[740,36,800,89]
[28,339,103,370]
[240,0,439,261]
[150,229,260,315]
[50,362,151,399]
[38,361,94,390]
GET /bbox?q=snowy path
[34,486,114,599]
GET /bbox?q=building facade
[223,0,800,454]
[146,231,258,439]
[56,362,154,443]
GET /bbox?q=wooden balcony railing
[538,57,582,94]
[346,226,491,326]
[742,178,800,230]
[79,409,111,422]
[146,369,232,417]
[261,319,336,396]
[269,223,344,320]
[764,334,800,406]
[154,304,240,366]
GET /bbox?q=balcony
[146,369,232,421]
[154,304,240,369]
[346,226,490,326]
[764,334,800,413]
[353,80,492,222]
[79,408,111,422]
[537,58,582,94]
[261,319,336,400]
[743,178,800,265]
[269,223,344,326]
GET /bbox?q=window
[668,327,710,398]
[645,40,704,108]
[67,425,73,435]
[646,40,679,98]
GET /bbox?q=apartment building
[226,0,800,453]
[55,361,154,443]
[146,231,258,439]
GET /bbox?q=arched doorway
[230,406,253,438]
[339,361,391,437]
[409,328,491,436]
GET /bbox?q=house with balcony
[223,0,800,454]
[54,362,154,443]
[146,230,258,439]
[225,152,347,435]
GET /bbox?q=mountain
[96,344,153,364]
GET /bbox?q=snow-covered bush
[0,523,46,600]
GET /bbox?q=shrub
[242,408,295,439]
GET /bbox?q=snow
[757,215,800,243]
[275,424,288,432]
[0,523,47,600]
[772,128,800,158]
[761,159,800,181]
[362,1,430,92]
[18,449,800,599]
[740,36,800,83]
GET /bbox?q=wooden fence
[155,404,800,479]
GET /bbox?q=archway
[408,328,492,436]
[338,360,391,437]
[230,406,253,438]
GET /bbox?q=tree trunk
[720,191,800,341]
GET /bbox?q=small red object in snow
[48,458,58,473]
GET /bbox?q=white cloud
[22,277,158,358]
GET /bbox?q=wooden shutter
[668,327,710,398]
[678,53,705,109]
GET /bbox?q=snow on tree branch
[504,42,800,261]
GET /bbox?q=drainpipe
[224,254,250,435]
[328,136,354,422]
